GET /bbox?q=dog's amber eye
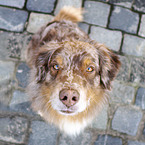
[53,64,59,70]
[86,66,94,72]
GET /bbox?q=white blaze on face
[66,69,74,83]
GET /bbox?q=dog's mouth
[59,109,77,116]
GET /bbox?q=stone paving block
[89,26,122,51]
[28,121,58,145]
[0,31,31,60]
[135,87,145,110]
[133,0,145,13]
[109,6,139,34]
[10,90,34,114]
[27,12,54,33]
[116,55,130,81]
[58,130,93,145]
[128,140,145,145]
[94,0,108,2]
[122,34,145,57]
[55,0,82,15]
[92,105,108,130]
[112,106,143,136]
[110,81,135,104]
[16,62,30,88]
[84,1,110,27]
[26,0,55,13]
[0,141,16,145]
[94,135,122,145]
[130,58,145,85]
[139,15,145,37]
[0,61,15,85]
[0,61,15,105]
[109,0,133,8]
[0,84,12,106]
[78,22,89,34]
[20,35,32,61]
[0,116,28,144]
[143,124,145,136]
[0,7,28,32]
[0,102,10,112]
[0,0,25,8]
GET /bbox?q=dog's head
[31,40,120,117]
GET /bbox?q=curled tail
[54,6,83,23]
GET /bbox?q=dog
[27,6,121,136]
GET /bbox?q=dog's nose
[59,89,80,107]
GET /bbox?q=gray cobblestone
[112,106,143,136]
[0,116,28,144]
[10,90,33,114]
[0,61,15,85]
[109,6,139,34]
[94,0,107,2]
[0,31,31,60]
[0,7,28,32]
[133,0,145,13]
[135,87,145,110]
[0,84,12,105]
[58,130,93,145]
[78,23,89,34]
[128,140,145,145]
[89,26,122,51]
[122,34,145,57]
[109,0,133,8]
[92,105,108,130]
[26,0,55,13]
[110,81,135,104]
[84,1,110,27]
[0,61,15,105]
[0,102,10,111]
[20,34,32,61]
[0,0,25,8]
[116,56,130,81]
[94,135,122,145]
[27,13,54,33]
[0,141,16,145]
[16,62,30,88]
[130,58,145,85]
[139,15,145,37]
[28,121,58,145]
[55,0,82,15]
[143,125,145,136]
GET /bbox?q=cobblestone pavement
[0,0,145,145]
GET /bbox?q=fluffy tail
[54,6,83,23]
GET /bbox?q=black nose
[59,89,80,107]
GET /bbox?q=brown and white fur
[27,6,121,136]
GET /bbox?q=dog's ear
[35,50,54,83]
[97,44,121,90]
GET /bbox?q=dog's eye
[86,66,94,72]
[53,64,59,70]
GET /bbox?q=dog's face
[31,40,120,120]
[36,41,100,116]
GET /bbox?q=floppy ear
[97,44,121,90]
[35,50,54,83]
